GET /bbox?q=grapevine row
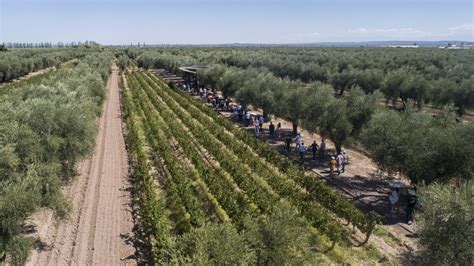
[145,71,379,239]
[135,71,347,242]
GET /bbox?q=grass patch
[374,226,403,248]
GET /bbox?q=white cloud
[349,27,368,33]
[306,32,321,37]
[349,27,426,35]
[448,23,473,32]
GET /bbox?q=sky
[1,0,473,44]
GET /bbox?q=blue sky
[1,0,473,44]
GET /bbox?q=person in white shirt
[342,150,349,172]
[389,188,400,213]
[295,133,302,149]
[336,153,344,174]
[254,118,260,135]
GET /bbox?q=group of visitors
[283,133,339,166]
[199,87,232,111]
[328,150,349,177]
[196,90,422,229]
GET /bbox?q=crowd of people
[192,85,419,226]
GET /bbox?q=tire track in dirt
[27,69,136,266]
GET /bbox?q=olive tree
[361,107,474,184]
[276,81,308,136]
[117,55,129,71]
[303,84,380,154]
[417,181,474,265]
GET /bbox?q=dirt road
[27,69,136,265]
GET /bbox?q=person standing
[269,122,275,139]
[295,133,302,149]
[299,142,307,163]
[406,192,418,225]
[389,188,400,214]
[329,156,337,178]
[285,135,292,154]
[311,141,318,160]
[319,139,326,158]
[276,122,281,139]
[254,117,260,135]
[336,152,344,174]
[225,98,230,110]
[219,98,225,110]
[259,115,265,131]
[342,150,349,172]
[245,112,251,127]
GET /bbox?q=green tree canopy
[417,181,474,265]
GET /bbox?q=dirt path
[26,69,136,265]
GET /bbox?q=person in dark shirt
[406,191,419,225]
[285,135,292,154]
[311,141,318,160]
[269,122,275,139]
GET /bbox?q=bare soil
[26,69,136,265]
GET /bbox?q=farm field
[0,46,472,265]
[2,0,474,264]
[121,69,384,264]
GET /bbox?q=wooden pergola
[178,65,207,92]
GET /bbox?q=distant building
[382,43,420,48]
[386,44,420,48]
[438,43,474,49]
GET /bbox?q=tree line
[0,47,101,83]
[132,48,473,185]
[135,47,474,115]
[0,52,113,264]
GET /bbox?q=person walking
[295,133,302,149]
[285,135,292,154]
[245,112,251,127]
[329,156,337,178]
[254,117,260,135]
[299,142,307,163]
[319,139,326,158]
[336,152,344,174]
[269,122,275,139]
[276,122,281,139]
[311,141,318,160]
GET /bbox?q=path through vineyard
[27,69,136,265]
